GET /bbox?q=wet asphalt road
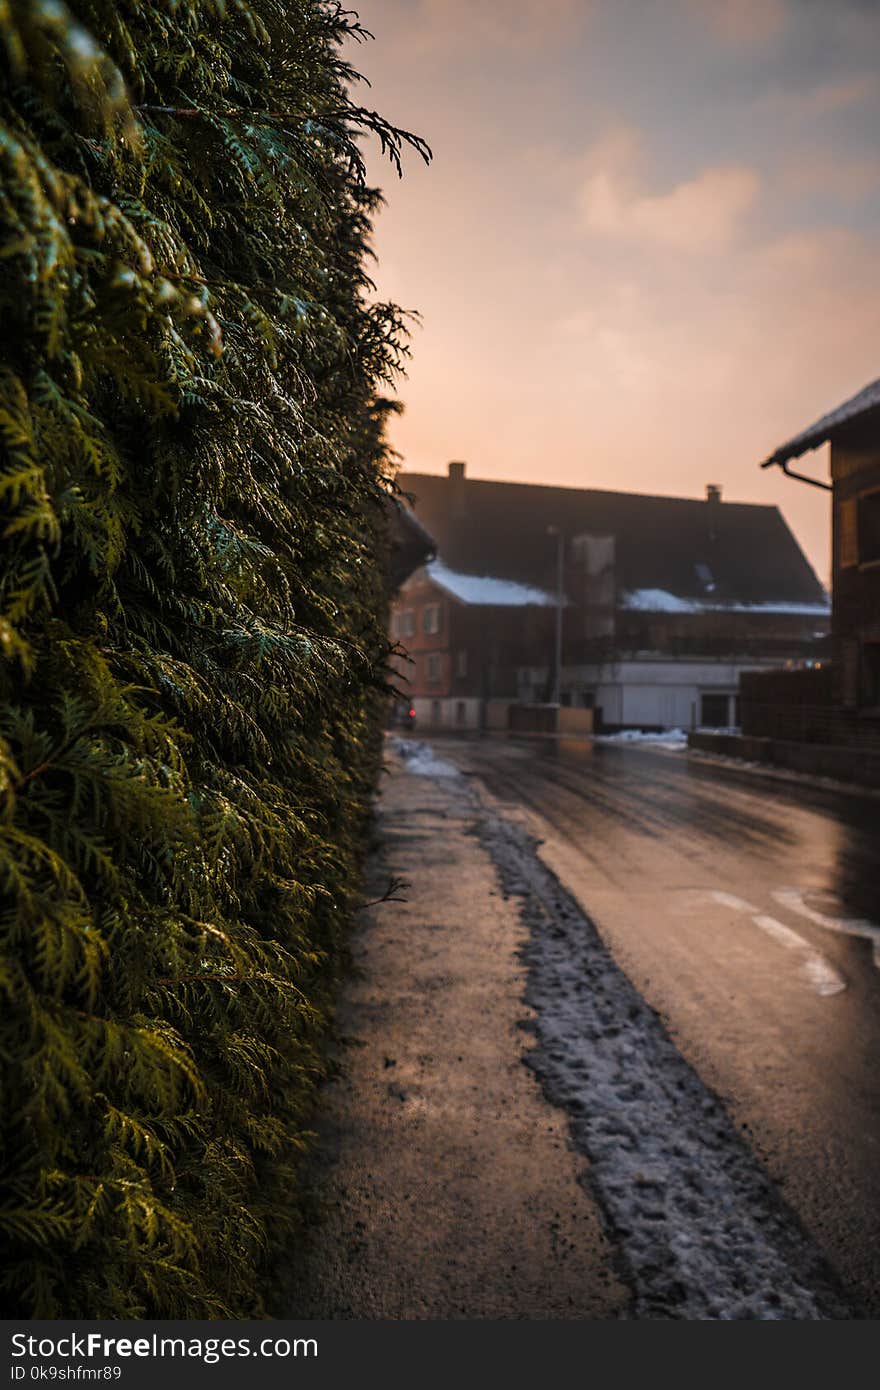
[433,735,880,1317]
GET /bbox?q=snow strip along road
[482,814,850,1319]
[393,740,851,1320]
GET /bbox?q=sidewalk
[283,747,628,1319]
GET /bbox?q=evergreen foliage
[0,0,427,1317]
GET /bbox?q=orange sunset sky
[349,0,880,586]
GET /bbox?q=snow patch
[623,588,697,614]
[427,560,560,608]
[622,588,830,617]
[596,728,688,751]
[390,737,462,780]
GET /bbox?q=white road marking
[709,891,760,914]
[751,915,847,997]
[773,888,880,971]
[705,891,847,997]
[801,954,848,997]
[750,912,816,952]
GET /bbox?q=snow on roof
[622,588,830,616]
[400,471,829,610]
[624,588,695,613]
[763,375,880,467]
[426,559,559,607]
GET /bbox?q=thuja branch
[135,103,432,178]
[359,876,410,909]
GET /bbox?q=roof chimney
[706,483,722,504]
[448,460,467,517]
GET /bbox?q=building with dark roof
[385,493,435,589]
[762,374,880,718]
[391,463,829,732]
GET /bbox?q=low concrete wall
[403,701,594,737]
[485,700,511,732]
[509,704,559,735]
[411,697,482,731]
[558,707,594,737]
[688,731,880,789]
[505,704,594,738]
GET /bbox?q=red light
[408,709,416,718]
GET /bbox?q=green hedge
[0,0,426,1317]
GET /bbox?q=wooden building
[762,376,880,717]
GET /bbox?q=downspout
[761,458,832,491]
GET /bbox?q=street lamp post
[547,525,564,707]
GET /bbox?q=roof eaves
[761,376,880,470]
[394,500,436,552]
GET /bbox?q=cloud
[756,72,878,126]
[801,74,878,114]
[685,0,789,48]
[578,130,760,251]
[781,150,880,203]
[354,0,880,587]
[360,0,591,55]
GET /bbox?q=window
[857,491,880,566]
[423,604,441,635]
[700,693,730,727]
[426,653,442,684]
[431,699,442,725]
[455,701,467,725]
[400,610,416,638]
[455,649,468,678]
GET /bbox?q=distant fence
[740,666,830,741]
[740,666,833,712]
[738,702,880,750]
[740,665,880,750]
